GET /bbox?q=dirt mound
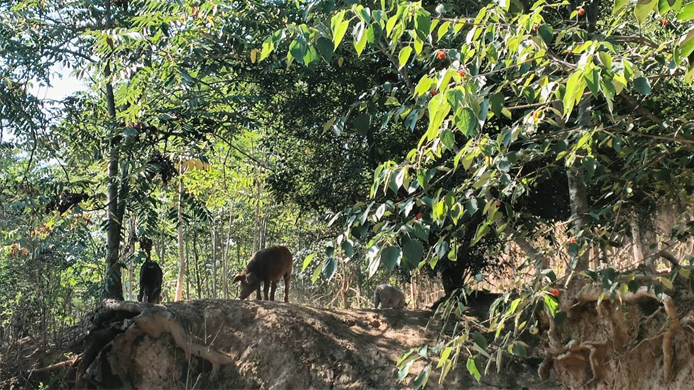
[5,299,550,389]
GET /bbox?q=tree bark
[223,208,233,299]
[174,158,186,301]
[102,0,124,301]
[211,218,217,299]
[567,170,591,271]
[126,217,137,301]
[193,229,203,298]
[186,236,190,300]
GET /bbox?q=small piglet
[233,246,292,302]
[373,284,406,309]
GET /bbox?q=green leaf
[322,257,337,280]
[437,347,453,368]
[441,129,455,150]
[538,24,553,45]
[634,0,657,24]
[490,93,504,117]
[437,21,451,41]
[679,28,694,58]
[614,0,628,14]
[563,71,586,118]
[426,94,451,141]
[354,113,371,135]
[413,222,430,241]
[414,75,434,97]
[303,45,320,65]
[353,22,367,56]
[399,46,413,69]
[289,35,308,64]
[677,1,694,20]
[260,37,274,62]
[398,359,415,381]
[403,239,424,266]
[381,246,402,271]
[331,11,350,49]
[659,0,672,14]
[511,342,528,357]
[316,37,334,63]
[633,77,652,95]
[412,365,431,389]
[471,223,489,246]
[454,107,478,136]
[472,331,488,351]
[414,7,431,41]
[543,295,558,317]
[367,245,381,276]
[584,68,600,97]
[365,24,379,45]
[302,253,316,271]
[466,357,481,382]
[311,265,322,283]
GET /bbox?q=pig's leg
[263,279,270,300]
[256,286,261,300]
[270,281,278,301]
[283,274,291,303]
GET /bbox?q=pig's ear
[233,274,244,284]
[246,272,258,284]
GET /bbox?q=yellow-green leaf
[677,0,694,20]
[634,0,657,24]
[399,46,413,69]
[302,253,316,271]
[260,37,274,61]
[331,11,350,49]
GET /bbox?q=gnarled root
[539,339,606,386]
[571,287,680,383]
[78,300,235,388]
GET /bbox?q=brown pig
[233,246,293,302]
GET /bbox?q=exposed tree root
[539,339,606,386]
[77,300,235,388]
[542,286,682,384]
[32,357,78,373]
[98,300,235,366]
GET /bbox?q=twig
[378,42,413,93]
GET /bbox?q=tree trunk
[193,230,203,299]
[223,209,233,299]
[101,0,125,301]
[567,169,590,271]
[186,236,190,301]
[174,159,186,302]
[236,241,241,298]
[126,217,137,301]
[211,218,217,299]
